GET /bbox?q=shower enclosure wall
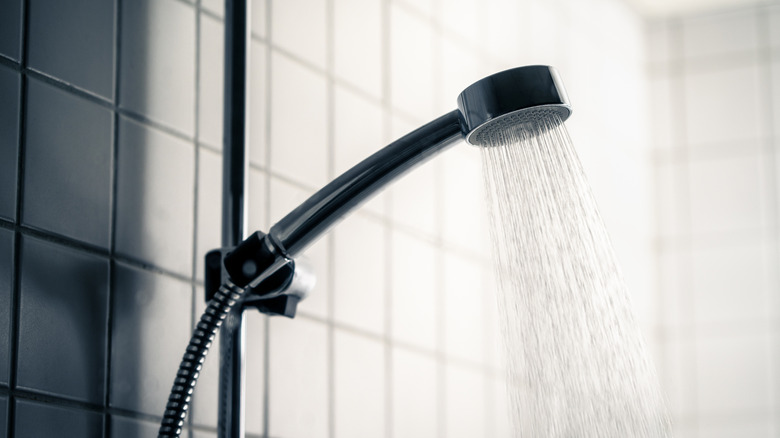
[0,0,652,436]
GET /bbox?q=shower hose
[157,280,245,437]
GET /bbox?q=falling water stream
[480,111,671,437]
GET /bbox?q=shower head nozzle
[457,65,571,146]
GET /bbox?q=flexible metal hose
[158,281,245,437]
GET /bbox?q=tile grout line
[103,0,124,435]
[671,18,700,435]
[8,0,31,435]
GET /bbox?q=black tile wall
[0,0,22,61]
[109,263,192,416]
[16,236,109,404]
[0,65,20,221]
[0,229,13,386]
[23,78,113,248]
[27,0,115,99]
[14,399,103,437]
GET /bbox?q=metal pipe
[219,0,250,436]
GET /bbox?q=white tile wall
[270,52,328,188]
[334,0,383,98]
[268,317,329,438]
[390,230,437,350]
[333,330,386,438]
[649,5,780,436]
[391,347,438,438]
[270,0,327,68]
[683,62,764,147]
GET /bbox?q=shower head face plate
[457,65,571,146]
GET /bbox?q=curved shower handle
[224,109,464,287]
[272,109,463,255]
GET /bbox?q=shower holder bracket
[204,235,312,318]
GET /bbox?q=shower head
[457,65,571,146]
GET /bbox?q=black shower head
[457,65,571,146]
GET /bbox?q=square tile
[333,85,385,217]
[15,400,103,436]
[268,317,328,438]
[334,329,385,438]
[110,415,160,438]
[391,347,437,438]
[198,13,224,149]
[440,145,489,255]
[440,0,479,45]
[443,252,484,364]
[681,8,759,60]
[251,0,267,39]
[391,231,436,350]
[333,212,385,335]
[657,337,695,419]
[0,229,11,386]
[195,147,222,283]
[683,63,763,147]
[28,0,115,99]
[695,332,772,415]
[655,161,687,238]
[201,0,223,17]
[492,378,512,438]
[17,237,108,404]
[439,36,482,114]
[390,4,436,120]
[120,0,196,135]
[658,248,689,329]
[646,21,672,68]
[688,153,766,236]
[248,40,268,168]
[271,0,326,69]
[445,364,485,438]
[245,311,266,435]
[0,65,19,220]
[0,0,21,61]
[115,116,195,277]
[484,0,523,65]
[110,263,193,416]
[649,76,675,151]
[23,78,113,248]
[270,53,328,189]
[333,0,382,97]
[0,396,6,432]
[269,178,328,318]
[692,240,773,325]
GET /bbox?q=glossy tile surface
[23,78,113,247]
[17,236,109,403]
